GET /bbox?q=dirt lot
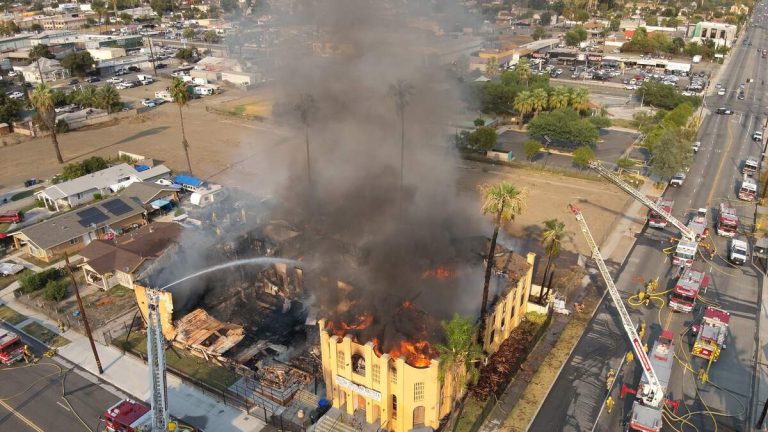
[0,87,629,261]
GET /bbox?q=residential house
[35,163,170,211]
[120,182,179,214]
[14,57,70,83]
[79,222,182,290]
[12,196,147,262]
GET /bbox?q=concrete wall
[484,252,536,354]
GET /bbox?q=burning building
[317,252,536,431]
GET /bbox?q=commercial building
[687,21,737,48]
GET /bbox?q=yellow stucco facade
[318,251,537,431]
[319,321,451,432]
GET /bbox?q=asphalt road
[530,8,767,432]
[0,323,123,432]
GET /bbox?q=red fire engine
[669,268,709,313]
[691,307,730,362]
[716,203,739,237]
[0,329,25,365]
[103,399,197,431]
[647,198,674,229]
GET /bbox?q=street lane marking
[707,117,736,207]
[56,401,70,411]
[0,398,44,432]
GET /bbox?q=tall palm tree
[435,314,483,428]
[30,83,63,164]
[74,84,97,108]
[91,0,107,33]
[539,218,567,302]
[530,88,548,116]
[29,43,52,84]
[388,79,414,219]
[569,87,590,112]
[94,84,121,113]
[513,90,533,127]
[170,77,193,174]
[294,93,317,191]
[478,181,527,345]
[548,86,570,110]
[515,58,532,87]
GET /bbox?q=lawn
[0,304,27,325]
[610,119,637,130]
[454,396,486,432]
[0,223,8,233]
[21,321,70,348]
[10,189,35,201]
[0,274,18,290]
[23,254,64,268]
[116,332,239,391]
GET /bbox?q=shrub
[42,278,68,301]
[18,268,65,294]
[55,119,69,133]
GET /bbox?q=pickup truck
[670,173,686,187]
[0,211,22,223]
[729,238,749,265]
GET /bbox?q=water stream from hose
[160,257,300,290]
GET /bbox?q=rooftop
[79,222,182,274]
[120,181,175,205]
[40,163,141,200]
[15,196,146,250]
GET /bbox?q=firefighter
[22,344,32,363]
[606,396,615,413]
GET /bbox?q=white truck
[738,176,757,201]
[743,157,759,176]
[154,90,173,102]
[670,172,686,187]
[190,184,227,207]
[729,238,749,265]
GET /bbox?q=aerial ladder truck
[570,204,675,432]
[588,161,703,267]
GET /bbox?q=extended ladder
[146,288,170,432]
[588,161,697,242]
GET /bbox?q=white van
[193,86,213,96]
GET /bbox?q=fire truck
[716,203,739,237]
[669,268,709,313]
[588,161,703,267]
[570,205,674,432]
[691,307,730,362]
[103,400,152,432]
[738,176,757,201]
[625,330,675,432]
[647,198,673,228]
[744,157,759,176]
[0,329,25,365]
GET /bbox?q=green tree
[0,94,21,124]
[182,28,195,39]
[515,58,532,87]
[150,0,173,16]
[30,84,63,164]
[479,81,515,115]
[466,126,498,152]
[478,181,526,344]
[569,87,590,112]
[617,157,636,171]
[42,279,68,302]
[29,44,54,61]
[539,218,567,301]
[548,86,570,110]
[649,128,691,179]
[530,88,548,116]
[120,12,132,24]
[30,23,43,32]
[485,56,499,78]
[473,118,485,127]
[564,26,588,46]
[61,51,95,76]
[202,30,220,43]
[587,115,611,129]
[72,84,97,107]
[388,79,414,216]
[609,18,621,31]
[92,0,107,31]
[637,82,700,110]
[175,47,196,61]
[524,139,542,161]
[645,15,658,26]
[170,77,193,174]
[513,90,533,126]
[527,108,599,146]
[574,10,590,22]
[532,26,547,41]
[572,145,595,169]
[540,12,552,25]
[220,0,238,12]
[94,84,121,113]
[435,314,483,416]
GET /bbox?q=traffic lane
[0,404,38,432]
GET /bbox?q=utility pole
[64,252,103,374]
[146,36,157,77]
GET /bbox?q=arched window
[352,353,366,375]
[413,406,425,427]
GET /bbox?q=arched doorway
[412,406,425,428]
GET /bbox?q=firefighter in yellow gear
[22,344,32,363]
[606,396,615,413]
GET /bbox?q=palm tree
[515,58,532,87]
[73,84,97,108]
[513,90,532,127]
[530,88,548,116]
[94,84,121,113]
[294,93,317,191]
[548,86,570,110]
[478,181,527,345]
[569,87,590,112]
[91,0,107,33]
[30,83,63,164]
[170,77,193,174]
[435,314,483,428]
[388,79,414,219]
[539,218,567,302]
[29,44,52,84]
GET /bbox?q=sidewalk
[0,279,266,431]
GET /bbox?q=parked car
[753,131,763,142]
[670,172,686,187]
[692,141,701,153]
[141,98,157,107]
[7,71,17,77]
[85,76,101,83]
[128,65,141,72]
[69,79,79,85]
[156,63,168,69]
[718,88,726,96]
[716,107,735,115]
[108,77,123,84]
[7,91,23,100]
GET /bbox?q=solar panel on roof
[77,207,108,227]
[102,199,133,216]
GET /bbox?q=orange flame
[401,300,415,309]
[421,266,456,280]
[387,340,435,368]
[325,312,374,338]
